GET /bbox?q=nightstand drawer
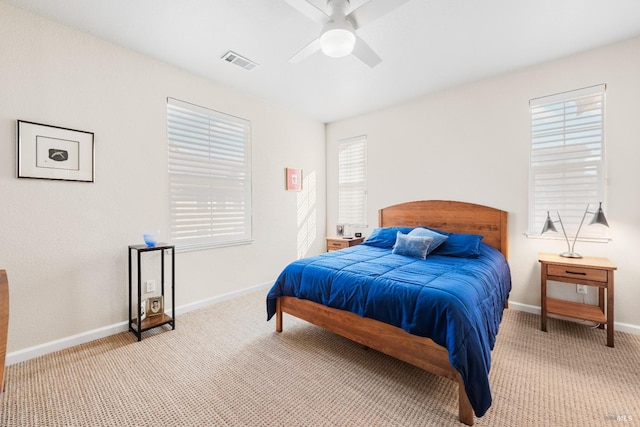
[327,240,348,251]
[326,237,364,252]
[546,264,608,282]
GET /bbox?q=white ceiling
[5,0,640,123]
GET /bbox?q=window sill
[174,239,254,253]
[524,233,611,244]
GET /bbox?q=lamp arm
[570,204,590,252]
[556,211,572,254]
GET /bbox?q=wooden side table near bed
[326,236,364,252]
[539,252,617,347]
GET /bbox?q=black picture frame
[17,120,95,182]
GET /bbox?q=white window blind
[528,84,607,239]
[338,135,367,227]
[167,98,252,251]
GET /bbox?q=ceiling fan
[284,0,411,67]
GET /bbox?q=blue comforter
[266,243,511,417]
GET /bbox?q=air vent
[221,51,258,71]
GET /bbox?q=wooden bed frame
[275,200,508,425]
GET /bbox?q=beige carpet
[1,290,639,426]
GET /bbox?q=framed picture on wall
[285,167,303,191]
[17,120,95,182]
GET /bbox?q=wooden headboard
[378,200,508,258]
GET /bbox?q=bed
[266,200,510,425]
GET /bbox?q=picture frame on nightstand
[140,299,147,321]
[147,296,164,317]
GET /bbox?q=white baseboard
[173,281,272,317]
[507,301,540,315]
[6,321,130,366]
[6,281,273,366]
[508,300,640,336]
[7,288,638,365]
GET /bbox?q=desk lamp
[541,202,609,258]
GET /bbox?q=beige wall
[0,3,326,356]
[2,1,638,360]
[327,37,640,331]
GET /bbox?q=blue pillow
[392,232,433,259]
[408,227,449,254]
[429,230,483,258]
[362,227,414,248]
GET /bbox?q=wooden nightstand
[538,252,616,347]
[326,236,364,252]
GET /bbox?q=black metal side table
[128,244,175,341]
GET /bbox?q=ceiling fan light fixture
[319,20,356,58]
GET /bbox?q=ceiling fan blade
[284,0,331,25]
[346,0,411,30]
[351,35,382,68]
[288,38,322,63]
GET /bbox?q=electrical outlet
[145,280,156,293]
[576,284,588,294]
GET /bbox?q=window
[338,135,367,227]
[167,98,252,251]
[528,84,607,239]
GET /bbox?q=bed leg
[276,298,283,333]
[458,380,474,426]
